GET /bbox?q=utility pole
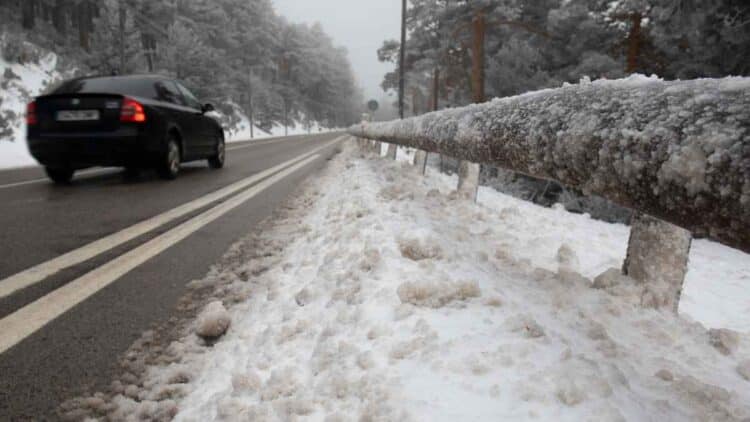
[398,0,407,119]
[118,0,126,75]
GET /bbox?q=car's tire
[45,167,74,184]
[208,133,225,169]
[157,135,181,180]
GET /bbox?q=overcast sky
[271,0,400,101]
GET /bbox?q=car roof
[74,74,172,82]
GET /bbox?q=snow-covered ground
[227,114,331,143]
[0,52,60,168]
[78,140,750,421]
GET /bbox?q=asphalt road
[0,132,345,420]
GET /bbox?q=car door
[154,80,201,160]
[176,82,216,156]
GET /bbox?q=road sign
[367,100,379,112]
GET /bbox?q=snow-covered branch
[349,75,750,253]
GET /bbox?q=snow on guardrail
[349,75,750,253]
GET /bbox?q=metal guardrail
[349,77,750,253]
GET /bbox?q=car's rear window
[53,77,158,99]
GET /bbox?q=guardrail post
[457,161,480,202]
[413,151,428,175]
[356,138,377,155]
[386,144,397,160]
[623,213,692,313]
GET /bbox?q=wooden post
[623,213,692,313]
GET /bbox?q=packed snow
[72,140,750,421]
[350,74,750,253]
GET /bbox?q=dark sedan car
[26,75,225,183]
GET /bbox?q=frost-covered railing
[349,76,750,254]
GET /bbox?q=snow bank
[350,75,750,253]
[226,112,331,143]
[75,140,750,421]
[0,51,61,168]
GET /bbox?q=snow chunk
[397,280,481,308]
[655,369,674,382]
[195,301,231,339]
[556,244,580,272]
[708,328,740,356]
[738,360,750,382]
[398,237,443,261]
[592,268,640,298]
[260,367,300,401]
[505,314,546,338]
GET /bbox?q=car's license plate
[56,110,100,121]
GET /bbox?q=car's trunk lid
[34,93,126,133]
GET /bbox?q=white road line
[0,153,321,355]
[0,136,345,299]
[0,168,116,190]
[226,134,318,151]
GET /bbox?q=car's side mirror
[202,103,215,113]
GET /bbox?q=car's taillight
[120,97,146,123]
[26,101,37,125]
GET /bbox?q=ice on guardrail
[350,75,750,252]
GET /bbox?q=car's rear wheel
[157,135,181,180]
[45,167,74,184]
[208,133,225,169]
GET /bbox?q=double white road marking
[0,136,345,355]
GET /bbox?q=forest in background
[379,0,750,222]
[0,0,364,132]
[380,0,750,112]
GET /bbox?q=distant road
[0,132,344,420]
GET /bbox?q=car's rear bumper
[27,129,161,168]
